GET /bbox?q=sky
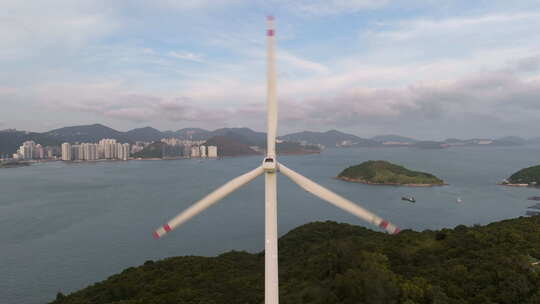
[1,0,540,139]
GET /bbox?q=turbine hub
[262,157,277,173]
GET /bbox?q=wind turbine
[152,16,400,304]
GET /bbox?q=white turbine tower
[152,16,400,304]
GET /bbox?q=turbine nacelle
[262,157,277,172]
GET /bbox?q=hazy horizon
[3,121,540,142]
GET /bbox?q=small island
[500,164,540,187]
[337,160,445,186]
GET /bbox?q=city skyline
[8,137,218,161]
[2,1,540,138]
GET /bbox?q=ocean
[1,145,539,303]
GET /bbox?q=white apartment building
[207,146,218,158]
[191,146,200,158]
[200,145,207,158]
[61,143,72,161]
[99,139,117,159]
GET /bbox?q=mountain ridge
[0,123,536,156]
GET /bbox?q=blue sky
[1,0,540,139]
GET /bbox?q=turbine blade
[266,15,277,158]
[153,166,264,239]
[278,163,400,234]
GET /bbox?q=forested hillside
[51,216,540,304]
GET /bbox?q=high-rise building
[99,139,117,159]
[90,144,98,160]
[184,145,192,157]
[191,146,200,158]
[19,141,35,160]
[200,145,207,158]
[61,143,72,161]
[34,144,44,159]
[80,143,97,160]
[121,143,130,160]
[115,143,122,159]
[207,146,218,158]
[78,145,85,160]
[71,145,81,160]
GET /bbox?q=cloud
[168,51,205,62]
[276,63,540,137]
[33,52,540,137]
[0,1,118,61]
[36,82,232,127]
[149,0,244,11]
[279,51,329,74]
[277,0,389,16]
[363,13,540,58]
[0,87,17,95]
[504,55,540,74]
[3,1,540,137]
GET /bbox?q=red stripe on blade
[393,228,401,235]
[152,231,160,239]
[163,224,172,232]
[267,29,274,36]
[379,220,389,229]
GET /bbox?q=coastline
[0,162,31,169]
[498,183,538,187]
[336,176,447,187]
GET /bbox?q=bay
[1,145,539,303]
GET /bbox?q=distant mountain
[349,138,383,148]
[371,134,418,144]
[45,124,128,143]
[204,135,260,157]
[528,137,540,144]
[493,136,527,146]
[212,128,266,146]
[279,130,363,147]
[0,129,61,155]
[2,122,536,157]
[174,128,212,140]
[125,127,164,142]
[132,142,164,159]
[276,141,321,155]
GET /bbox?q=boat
[401,196,416,203]
[456,197,462,203]
[528,196,540,201]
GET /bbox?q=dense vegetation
[0,129,61,155]
[508,165,540,185]
[276,142,320,154]
[204,135,260,156]
[0,160,30,168]
[51,216,540,304]
[337,160,444,185]
[132,142,164,159]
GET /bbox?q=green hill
[50,216,540,304]
[508,165,540,185]
[132,142,164,159]
[337,160,444,186]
